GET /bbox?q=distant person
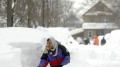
[93,35,99,46]
[84,37,90,45]
[38,37,70,67]
[101,37,106,45]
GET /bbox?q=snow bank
[65,30,120,67]
[0,27,49,67]
[105,30,120,46]
[0,44,21,67]
[64,44,120,67]
[0,27,47,43]
[37,27,79,50]
[1,27,120,67]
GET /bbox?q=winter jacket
[38,38,70,67]
[84,38,90,45]
[101,37,106,45]
[93,36,99,46]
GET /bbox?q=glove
[58,65,62,67]
[54,65,62,67]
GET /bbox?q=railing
[82,22,119,29]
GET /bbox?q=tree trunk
[42,0,45,27]
[7,0,13,27]
[27,0,32,27]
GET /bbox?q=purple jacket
[38,44,70,67]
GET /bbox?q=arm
[38,53,48,67]
[61,55,70,66]
[59,45,70,66]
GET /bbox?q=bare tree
[4,0,73,27]
[6,0,13,27]
[27,0,33,27]
[44,0,73,27]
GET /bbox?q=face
[46,39,54,50]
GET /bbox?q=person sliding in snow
[38,37,70,67]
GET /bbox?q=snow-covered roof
[77,0,114,17]
[82,23,119,29]
[85,11,113,15]
[70,28,84,35]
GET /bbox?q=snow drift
[0,45,21,67]
[65,29,120,67]
[1,27,120,67]
[0,27,49,67]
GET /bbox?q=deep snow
[0,27,120,67]
[0,27,50,67]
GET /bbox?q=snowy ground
[0,27,49,67]
[0,27,120,67]
[64,29,120,67]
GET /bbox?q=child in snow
[38,37,70,67]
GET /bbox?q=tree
[6,0,13,27]
[27,0,33,27]
[44,0,73,27]
[4,0,74,27]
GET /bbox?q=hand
[54,65,62,67]
[58,65,62,67]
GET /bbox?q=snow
[64,29,120,67]
[64,45,120,67]
[37,27,120,67]
[85,11,113,15]
[105,30,120,47]
[37,27,79,46]
[70,28,84,35]
[0,27,47,43]
[0,44,21,67]
[0,27,120,67]
[0,27,49,67]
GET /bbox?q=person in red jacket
[93,34,99,46]
[38,37,70,67]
